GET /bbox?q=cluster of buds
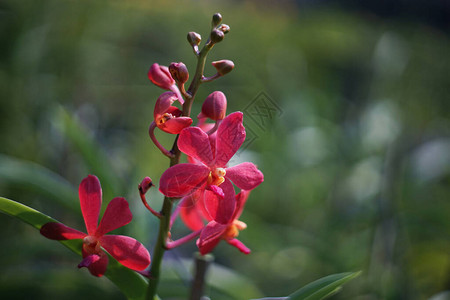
[144,13,263,256]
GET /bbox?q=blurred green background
[1,0,449,299]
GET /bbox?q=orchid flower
[159,112,263,224]
[40,175,151,277]
[179,189,251,254]
[153,91,192,134]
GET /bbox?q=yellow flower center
[207,167,226,186]
[223,220,247,240]
[157,113,173,125]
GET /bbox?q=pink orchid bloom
[159,112,263,224]
[179,189,251,255]
[148,63,184,104]
[154,92,192,134]
[40,175,151,277]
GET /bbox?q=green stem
[145,43,213,300]
[189,253,214,300]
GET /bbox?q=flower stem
[166,229,202,250]
[189,253,214,300]
[148,122,175,159]
[145,43,212,300]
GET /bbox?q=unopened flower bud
[212,60,234,76]
[212,13,222,28]
[169,62,189,84]
[139,177,153,194]
[218,24,230,34]
[201,91,227,120]
[210,29,224,44]
[187,32,201,47]
[147,63,174,90]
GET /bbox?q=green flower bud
[187,31,201,47]
[210,29,224,44]
[212,13,222,27]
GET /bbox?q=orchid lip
[207,168,226,186]
[157,113,174,125]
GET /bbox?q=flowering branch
[145,16,217,300]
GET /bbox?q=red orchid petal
[81,249,109,277]
[226,162,264,190]
[215,112,246,167]
[100,235,151,271]
[166,106,182,117]
[232,190,251,220]
[159,117,193,134]
[204,179,236,224]
[169,85,185,105]
[159,163,209,198]
[227,238,251,254]
[148,64,174,90]
[197,221,227,255]
[95,197,132,237]
[206,184,224,199]
[78,254,100,268]
[179,192,206,231]
[79,175,102,235]
[178,127,214,166]
[154,92,177,118]
[40,222,86,240]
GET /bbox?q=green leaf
[56,107,124,200]
[0,197,149,300]
[162,258,263,299]
[288,271,361,300]
[0,154,78,210]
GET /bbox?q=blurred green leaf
[0,197,149,300]
[163,258,264,299]
[288,271,361,300]
[251,272,360,300]
[0,154,78,210]
[56,107,123,200]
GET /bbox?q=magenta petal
[179,192,206,231]
[78,254,101,268]
[95,197,132,237]
[148,64,174,90]
[154,92,177,118]
[40,222,86,240]
[215,112,246,167]
[169,85,185,105]
[79,175,102,235]
[206,184,224,199]
[232,190,251,220]
[227,238,251,254]
[178,127,214,166]
[226,162,264,190]
[81,249,109,277]
[197,221,227,255]
[100,235,151,271]
[159,163,209,198]
[204,179,236,224]
[160,117,193,134]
